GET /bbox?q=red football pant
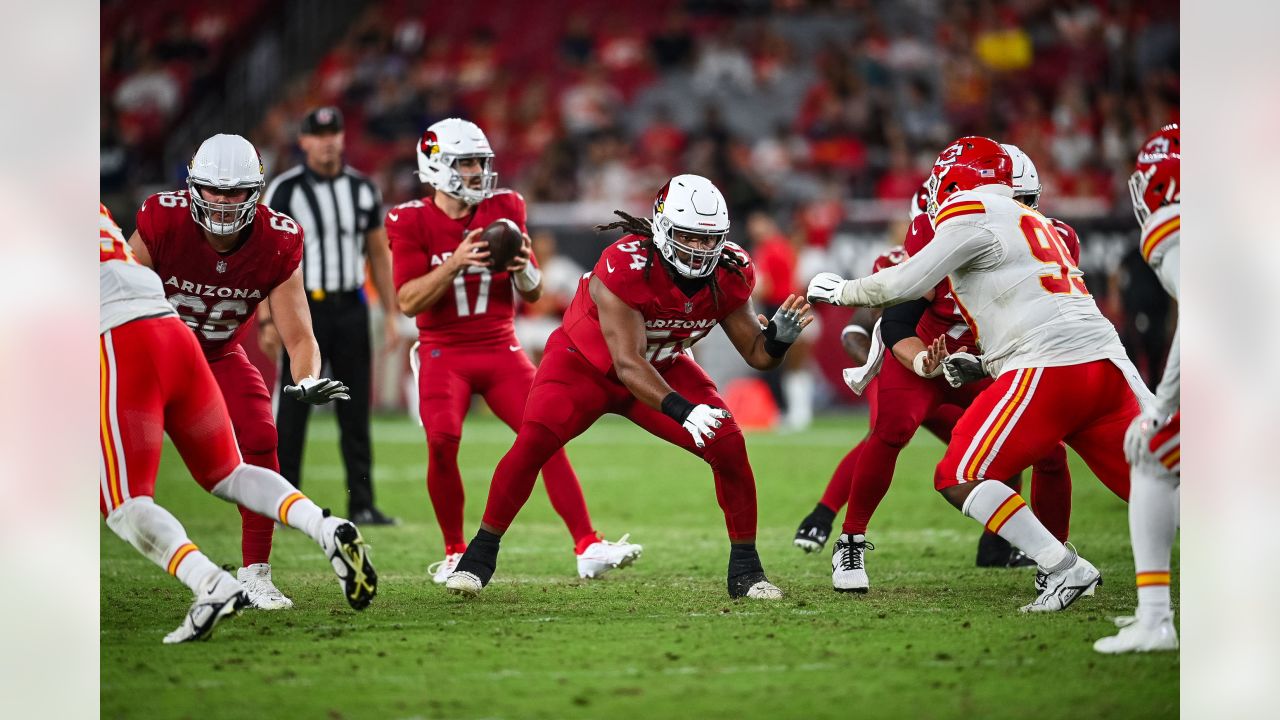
[935,361,1136,501]
[99,317,241,516]
[207,345,279,566]
[413,341,595,555]
[484,330,758,542]
[843,356,1074,537]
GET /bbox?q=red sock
[239,450,277,566]
[1030,443,1073,542]
[426,435,468,555]
[482,422,563,533]
[704,432,758,542]
[819,440,864,512]
[540,448,597,549]
[842,433,905,535]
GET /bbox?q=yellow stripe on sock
[166,543,198,576]
[985,493,1026,534]
[277,492,305,525]
[1136,571,1171,587]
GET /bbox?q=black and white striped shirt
[264,164,383,293]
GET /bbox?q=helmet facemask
[188,180,262,236]
[429,154,497,206]
[655,221,728,279]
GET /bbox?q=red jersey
[135,190,304,357]
[387,190,531,349]
[561,236,756,375]
[871,245,908,273]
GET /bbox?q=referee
[259,106,398,525]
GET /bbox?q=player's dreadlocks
[594,210,746,307]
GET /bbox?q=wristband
[660,392,696,424]
[841,325,869,341]
[912,350,941,378]
[762,320,793,359]
[513,263,542,292]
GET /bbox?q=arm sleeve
[364,181,383,230]
[839,221,993,307]
[1149,243,1180,415]
[879,298,930,349]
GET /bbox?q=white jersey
[836,189,1132,379]
[100,203,176,334]
[1139,203,1180,415]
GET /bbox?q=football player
[101,203,375,643]
[388,118,641,584]
[128,134,349,609]
[1095,125,1181,653]
[809,137,1147,612]
[446,174,813,600]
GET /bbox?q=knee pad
[427,434,461,463]
[702,429,748,471]
[872,416,919,449]
[237,417,279,460]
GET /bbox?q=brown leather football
[480,218,523,271]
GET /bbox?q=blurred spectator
[112,57,181,119]
[560,63,623,136]
[515,230,586,363]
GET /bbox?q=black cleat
[728,571,783,600]
[794,504,836,553]
[325,520,378,610]
[976,531,1015,567]
[350,506,399,526]
[445,534,500,596]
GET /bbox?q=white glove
[1124,409,1167,465]
[284,376,351,405]
[941,351,986,387]
[683,404,730,449]
[806,272,848,306]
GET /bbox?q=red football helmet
[925,136,1013,218]
[1129,124,1181,224]
[909,180,930,220]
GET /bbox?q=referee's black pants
[276,290,375,514]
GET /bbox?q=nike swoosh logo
[911,224,919,235]
[606,259,615,273]
[388,212,399,222]
[509,345,521,352]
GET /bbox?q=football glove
[284,376,350,404]
[941,351,986,387]
[806,272,847,306]
[767,305,806,344]
[683,404,730,449]
[1124,409,1167,465]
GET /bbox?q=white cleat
[237,563,294,610]
[428,552,464,585]
[445,571,484,596]
[744,580,784,600]
[1094,612,1179,654]
[163,571,249,644]
[1020,547,1100,613]
[832,533,874,593]
[576,533,643,579]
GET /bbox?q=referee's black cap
[301,106,344,135]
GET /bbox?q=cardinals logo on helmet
[653,180,670,216]
[420,130,441,157]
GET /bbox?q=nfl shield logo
[684,301,693,313]
[215,260,228,274]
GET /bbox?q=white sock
[106,498,221,593]
[783,369,814,428]
[961,480,1068,570]
[211,463,327,545]
[1130,461,1178,618]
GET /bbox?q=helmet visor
[668,228,727,277]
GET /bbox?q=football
[480,218,523,271]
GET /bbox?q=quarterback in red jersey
[101,203,375,643]
[446,174,814,600]
[128,134,350,609]
[388,118,640,583]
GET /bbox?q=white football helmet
[186,134,265,236]
[416,118,497,205]
[651,174,730,279]
[1001,143,1041,208]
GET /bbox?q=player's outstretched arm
[270,267,324,384]
[722,294,813,371]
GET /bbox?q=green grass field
[101,413,1178,720]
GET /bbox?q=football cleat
[321,517,378,610]
[237,563,293,610]
[976,531,1013,567]
[728,571,783,600]
[1007,549,1037,568]
[1093,612,1179,654]
[832,533,874,593]
[445,571,485,596]
[428,552,464,585]
[794,509,834,553]
[1021,546,1100,613]
[163,571,249,644]
[577,533,643,579]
